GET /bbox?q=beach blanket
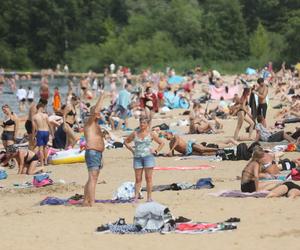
[210,190,269,198]
[154,165,215,171]
[96,220,238,234]
[175,155,218,161]
[260,175,288,181]
[209,85,239,100]
[40,196,133,206]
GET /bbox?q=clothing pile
[96,202,239,234]
[141,178,214,192]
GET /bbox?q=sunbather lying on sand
[161,131,219,156]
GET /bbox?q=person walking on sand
[124,117,164,202]
[83,91,106,207]
[32,103,53,167]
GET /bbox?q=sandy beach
[1,84,300,250]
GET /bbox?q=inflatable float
[49,148,85,165]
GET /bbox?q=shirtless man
[32,103,53,167]
[40,78,49,101]
[163,132,218,156]
[254,78,268,126]
[83,91,106,207]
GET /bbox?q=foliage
[0,0,299,71]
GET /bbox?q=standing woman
[63,96,79,148]
[233,88,255,140]
[1,105,19,149]
[124,117,164,202]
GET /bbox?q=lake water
[0,77,116,119]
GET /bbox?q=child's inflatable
[49,148,85,165]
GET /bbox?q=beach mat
[210,190,269,198]
[40,196,133,206]
[154,165,215,171]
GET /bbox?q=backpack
[0,170,8,180]
[287,168,300,181]
[133,202,173,230]
[216,149,236,161]
[236,143,252,160]
[113,182,141,200]
[33,174,53,188]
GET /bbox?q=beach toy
[79,137,86,150]
[49,148,85,165]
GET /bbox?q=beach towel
[210,190,269,198]
[154,165,215,171]
[260,175,288,181]
[175,155,217,161]
[96,218,238,234]
[40,196,134,206]
[209,85,239,100]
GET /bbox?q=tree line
[0,0,299,72]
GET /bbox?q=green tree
[202,0,248,60]
[249,22,269,59]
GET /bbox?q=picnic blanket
[210,190,269,198]
[154,165,215,171]
[210,85,239,100]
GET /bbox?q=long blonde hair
[251,149,264,163]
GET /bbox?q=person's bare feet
[81,202,92,207]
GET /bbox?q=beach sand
[1,85,300,250]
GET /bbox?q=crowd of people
[1,61,300,205]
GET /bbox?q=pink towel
[210,85,239,100]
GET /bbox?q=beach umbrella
[245,67,256,75]
[168,75,184,85]
[295,63,300,72]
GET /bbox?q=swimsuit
[24,152,38,165]
[36,131,49,147]
[25,120,33,134]
[241,180,256,193]
[1,118,15,141]
[241,169,256,193]
[283,181,300,192]
[185,140,195,156]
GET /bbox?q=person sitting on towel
[162,131,219,156]
[241,149,285,193]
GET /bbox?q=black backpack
[236,143,252,160]
[216,149,236,161]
